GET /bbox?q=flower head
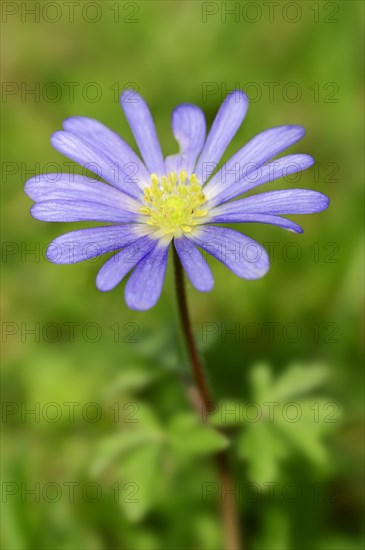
[25,90,329,310]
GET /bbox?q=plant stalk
[173,247,242,550]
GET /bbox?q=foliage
[2,1,363,548]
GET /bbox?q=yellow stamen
[180,170,187,184]
[139,172,208,237]
[140,207,151,215]
[150,173,159,185]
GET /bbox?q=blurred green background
[1,1,364,549]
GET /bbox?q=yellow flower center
[139,171,208,237]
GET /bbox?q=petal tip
[24,178,36,199]
[305,154,315,167]
[227,89,248,102]
[46,246,60,264]
[50,130,66,148]
[293,125,306,138]
[196,280,214,293]
[124,295,157,311]
[225,89,249,114]
[62,116,83,132]
[95,276,113,292]
[30,203,42,220]
[320,194,330,211]
[120,89,142,106]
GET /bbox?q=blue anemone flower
[25,90,329,310]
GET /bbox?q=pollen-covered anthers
[139,171,208,237]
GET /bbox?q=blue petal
[51,131,142,198]
[195,90,249,183]
[203,126,306,199]
[96,236,157,291]
[124,242,170,310]
[213,189,330,215]
[209,154,314,206]
[208,213,303,233]
[188,226,269,280]
[165,104,206,175]
[46,225,140,263]
[31,200,137,223]
[25,174,140,212]
[63,117,151,189]
[120,91,165,176]
[174,236,214,292]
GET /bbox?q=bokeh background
[1,1,364,549]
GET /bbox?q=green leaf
[117,442,163,522]
[249,363,273,402]
[91,428,163,476]
[110,367,157,393]
[253,508,290,550]
[168,413,229,457]
[276,398,341,465]
[208,399,246,427]
[236,422,289,485]
[91,403,164,475]
[236,363,339,482]
[264,363,329,402]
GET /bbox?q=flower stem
[173,247,242,550]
